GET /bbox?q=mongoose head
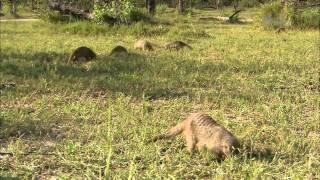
[221,138,240,158]
[110,45,128,56]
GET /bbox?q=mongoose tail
[185,44,192,49]
[180,41,192,49]
[68,53,75,64]
[149,121,185,142]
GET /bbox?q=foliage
[40,10,77,23]
[240,0,261,8]
[284,2,320,29]
[93,0,149,24]
[156,4,169,14]
[262,1,320,29]
[294,7,320,29]
[128,8,153,23]
[229,14,240,23]
[261,2,286,29]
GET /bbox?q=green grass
[1,8,319,179]
[0,5,37,19]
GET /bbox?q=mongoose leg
[211,146,225,160]
[184,131,196,154]
[196,142,205,152]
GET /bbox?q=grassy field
[0,8,319,179]
[0,5,37,20]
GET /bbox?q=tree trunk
[178,0,183,13]
[292,0,298,25]
[216,0,220,9]
[31,0,35,10]
[147,0,156,14]
[233,0,239,11]
[9,0,17,15]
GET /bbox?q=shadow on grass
[153,141,275,163]
[241,143,275,162]
[0,47,300,101]
[0,49,220,99]
[0,110,77,141]
[0,50,68,63]
[0,177,19,180]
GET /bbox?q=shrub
[261,2,286,29]
[156,4,168,14]
[229,13,240,23]
[92,1,134,24]
[92,1,151,24]
[262,1,319,29]
[128,8,153,23]
[40,10,76,23]
[294,8,319,29]
[240,0,260,8]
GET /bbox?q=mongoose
[275,27,285,33]
[110,45,128,56]
[134,39,154,51]
[151,112,240,160]
[68,46,96,63]
[164,41,192,50]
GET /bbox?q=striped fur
[68,46,96,64]
[164,41,192,50]
[134,39,155,51]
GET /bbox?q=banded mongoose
[134,39,154,51]
[68,46,96,63]
[275,27,285,33]
[151,112,240,160]
[164,41,192,50]
[110,45,128,56]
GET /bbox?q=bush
[240,0,260,8]
[261,2,286,29]
[40,10,76,23]
[92,1,134,24]
[92,1,151,24]
[262,1,319,29]
[294,8,319,29]
[128,9,153,23]
[156,4,168,14]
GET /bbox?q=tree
[9,0,17,15]
[31,0,36,10]
[233,0,240,10]
[147,0,156,14]
[178,0,184,13]
[215,0,220,9]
